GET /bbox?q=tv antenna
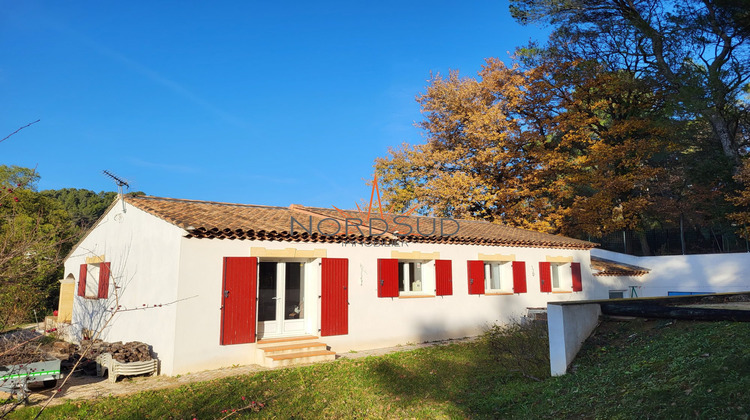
[103,170,131,212]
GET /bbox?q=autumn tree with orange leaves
[377,0,750,249]
[375,57,695,242]
[376,59,558,233]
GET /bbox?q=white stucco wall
[547,302,602,376]
[65,199,184,375]
[592,249,750,297]
[169,238,602,375]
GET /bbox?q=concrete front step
[257,335,319,347]
[256,336,336,368]
[265,350,336,368]
[260,342,328,356]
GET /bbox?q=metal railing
[579,227,750,256]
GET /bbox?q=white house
[63,195,604,375]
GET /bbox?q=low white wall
[547,302,601,376]
[592,249,750,297]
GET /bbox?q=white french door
[257,261,306,338]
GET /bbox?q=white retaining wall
[592,249,750,297]
[547,302,602,376]
[546,250,750,377]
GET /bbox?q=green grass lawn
[8,319,750,419]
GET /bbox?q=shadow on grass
[364,321,550,418]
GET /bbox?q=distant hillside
[40,188,117,228]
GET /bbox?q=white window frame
[398,260,435,296]
[84,263,101,299]
[484,262,513,293]
[551,262,570,291]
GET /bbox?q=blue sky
[1,1,548,208]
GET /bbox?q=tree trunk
[636,230,651,256]
[706,110,740,167]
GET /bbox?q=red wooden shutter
[220,257,257,345]
[512,261,527,293]
[321,258,348,336]
[571,262,583,292]
[98,262,111,299]
[539,262,552,292]
[435,260,453,296]
[377,258,399,297]
[467,260,485,295]
[78,264,87,297]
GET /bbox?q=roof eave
[63,196,121,264]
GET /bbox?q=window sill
[485,292,514,295]
[551,291,572,294]
[398,294,436,299]
[82,296,101,300]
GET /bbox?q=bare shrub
[485,320,550,381]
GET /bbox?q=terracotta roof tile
[590,256,650,276]
[125,196,596,250]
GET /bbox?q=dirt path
[2,364,268,408]
[3,337,476,409]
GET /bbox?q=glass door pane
[258,262,277,322]
[284,262,304,320]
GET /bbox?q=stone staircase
[256,336,336,368]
